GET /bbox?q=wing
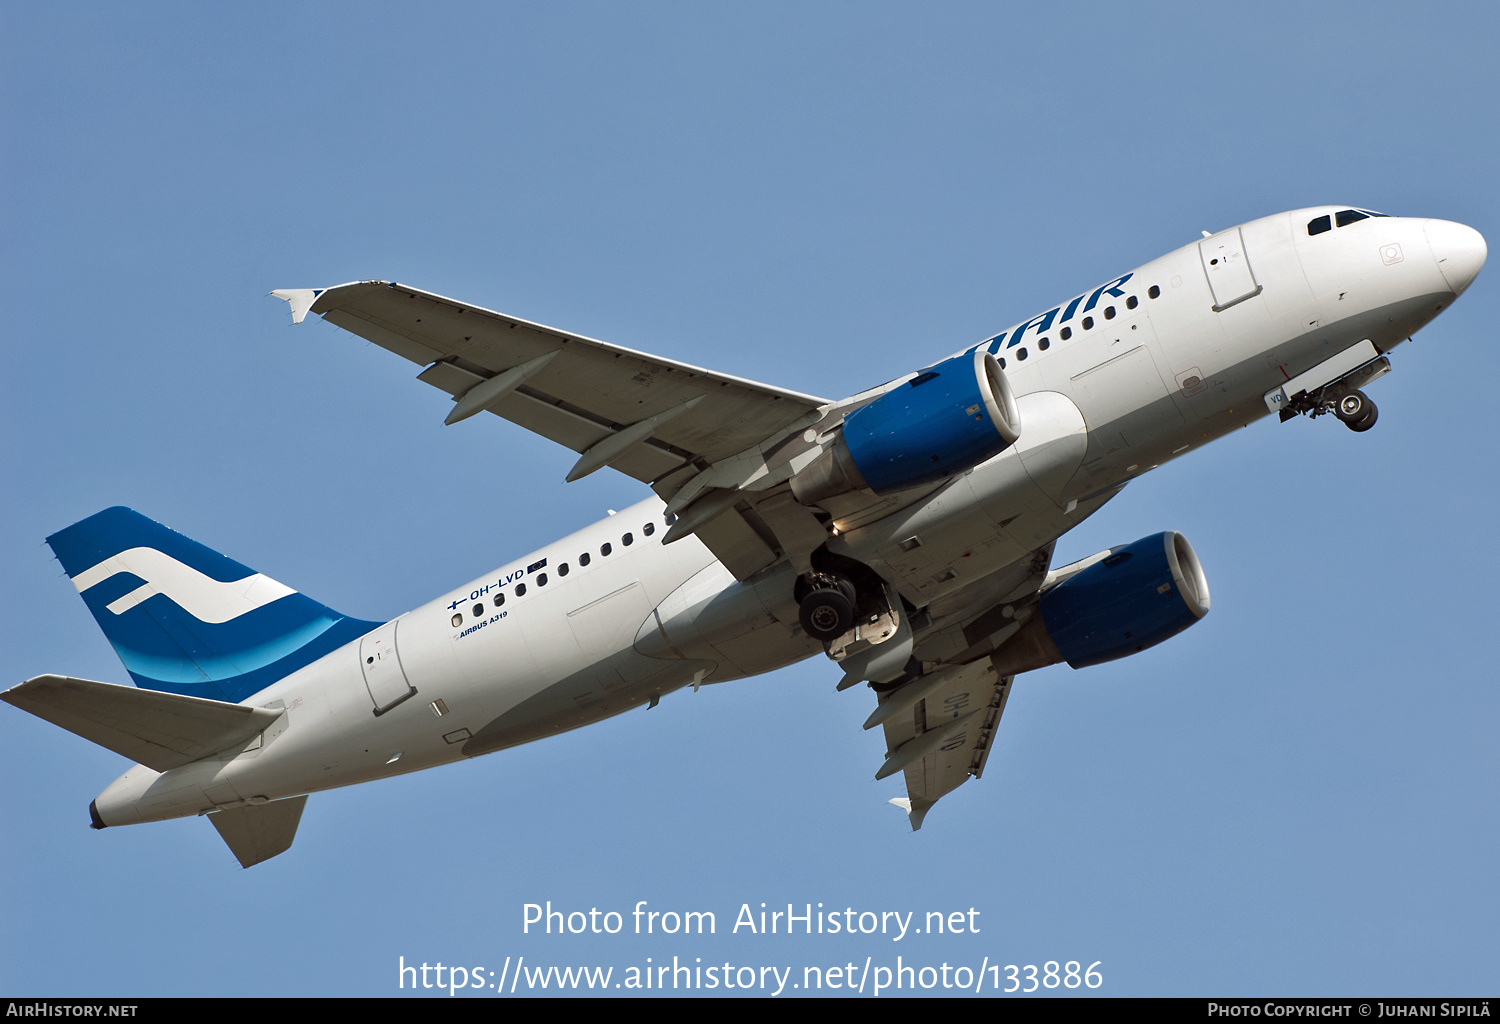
[856,541,1061,829]
[280,281,827,479]
[859,523,1136,829]
[276,281,833,578]
[872,660,1014,830]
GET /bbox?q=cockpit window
[1358,209,1390,217]
[1307,215,1332,236]
[1335,209,1369,227]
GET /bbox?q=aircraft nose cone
[1424,219,1487,296]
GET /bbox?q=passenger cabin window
[495,593,505,606]
[643,522,655,537]
[1126,295,1138,310]
[1017,348,1028,360]
[451,613,462,627]
[1038,337,1050,351]
[1060,326,1072,340]
[1104,306,1116,319]
[601,543,612,556]
[472,603,483,617]
[622,532,633,546]
[515,582,527,597]
[1307,215,1332,235]
[1335,209,1369,227]
[579,552,591,566]
[537,573,548,586]
[1082,316,1094,330]
[1148,285,1161,299]
[558,563,569,577]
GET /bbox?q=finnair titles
[5,207,1484,866]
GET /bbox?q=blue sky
[3,2,1497,997]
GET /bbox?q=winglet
[888,796,932,831]
[270,288,325,325]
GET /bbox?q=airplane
[4,207,1485,867]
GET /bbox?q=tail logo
[71,547,296,623]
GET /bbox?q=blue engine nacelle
[790,349,1021,504]
[990,532,1211,675]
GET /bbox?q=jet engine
[791,349,1020,505]
[992,532,1210,675]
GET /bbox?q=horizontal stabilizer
[209,796,307,868]
[2,674,283,772]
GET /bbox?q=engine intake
[791,349,1020,504]
[991,532,1210,675]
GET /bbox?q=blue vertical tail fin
[47,508,380,704]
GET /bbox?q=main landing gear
[795,554,890,645]
[798,572,857,641]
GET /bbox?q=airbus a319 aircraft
[6,208,1484,867]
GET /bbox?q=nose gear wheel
[1334,390,1378,432]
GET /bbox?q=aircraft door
[1199,226,1262,311]
[359,621,416,715]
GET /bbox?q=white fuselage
[93,208,1482,826]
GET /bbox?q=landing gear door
[1199,226,1262,311]
[359,622,416,715]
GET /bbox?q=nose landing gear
[1334,390,1378,432]
[1279,385,1380,432]
[1272,353,1391,433]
